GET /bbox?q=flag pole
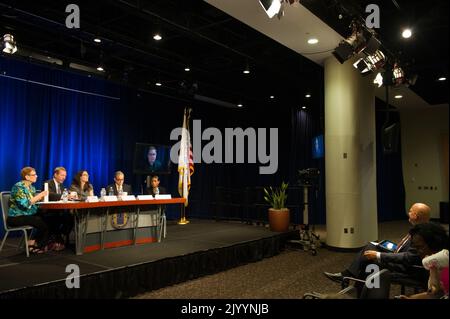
[178,204,189,225]
[177,107,193,225]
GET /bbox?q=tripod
[289,184,321,255]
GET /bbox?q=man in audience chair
[324,203,431,283]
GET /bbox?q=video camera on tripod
[289,168,321,255]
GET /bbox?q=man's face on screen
[148,149,157,165]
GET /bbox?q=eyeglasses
[28,173,37,177]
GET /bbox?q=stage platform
[0,219,295,299]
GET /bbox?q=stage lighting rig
[259,0,300,19]
[2,34,18,54]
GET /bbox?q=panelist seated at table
[44,166,76,201]
[69,170,94,201]
[42,166,75,250]
[145,175,167,197]
[8,167,49,254]
[106,171,133,196]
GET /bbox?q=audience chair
[303,269,391,299]
[391,271,428,295]
[0,191,34,257]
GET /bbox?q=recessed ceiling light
[270,95,275,99]
[301,106,307,109]
[402,29,412,39]
[243,69,250,74]
[96,66,104,72]
[153,34,162,41]
[184,67,190,72]
[305,94,311,98]
[155,82,162,86]
[394,95,403,99]
[237,103,243,107]
[438,77,447,81]
[94,38,102,43]
[307,38,319,44]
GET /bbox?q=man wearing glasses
[106,171,133,196]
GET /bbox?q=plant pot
[268,208,290,232]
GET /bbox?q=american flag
[178,107,194,207]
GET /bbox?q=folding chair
[0,191,34,257]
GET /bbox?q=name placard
[103,196,118,202]
[122,195,136,201]
[86,196,99,203]
[137,195,154,200]
[155,194,172,199]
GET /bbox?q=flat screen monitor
[133,143,172,175]
[312,134,324,159]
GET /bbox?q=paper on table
[44,182,49,202]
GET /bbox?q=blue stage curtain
[375,99,406,221]
[0,57,123,238]
[289,107,326,225]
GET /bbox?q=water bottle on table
[61,188,69,203]
[108,187,114,196]
[100,188,106,201]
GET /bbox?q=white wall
[400,105,449,218]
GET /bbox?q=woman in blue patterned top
[8,167,50,253]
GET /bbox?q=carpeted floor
[133,220,417,299]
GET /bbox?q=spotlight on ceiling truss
[259,0,283,19]
[333,21,381,64]
[374,62,418,88]
[391,63,417,87]
[353,49,386,75]
[392,63,405,86]
[259,0,300,19]
[2,34,18,54]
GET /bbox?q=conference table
[39,198,186,255]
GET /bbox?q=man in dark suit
[324,203,431,283]
[45,166,68,201]
[106,171,133,195]
[41,166,73,250]
[146,175,167,196]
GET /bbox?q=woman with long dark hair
[69,170,94,201]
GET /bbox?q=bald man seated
[324,203,431,284]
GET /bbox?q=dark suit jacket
[44,179,65,201]
[145,186,167,196]
[379,236,422,274]
[147,160,163,172]
[106,183,133,196]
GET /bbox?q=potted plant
[264,182,290,232]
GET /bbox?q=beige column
[324,56,378,248]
